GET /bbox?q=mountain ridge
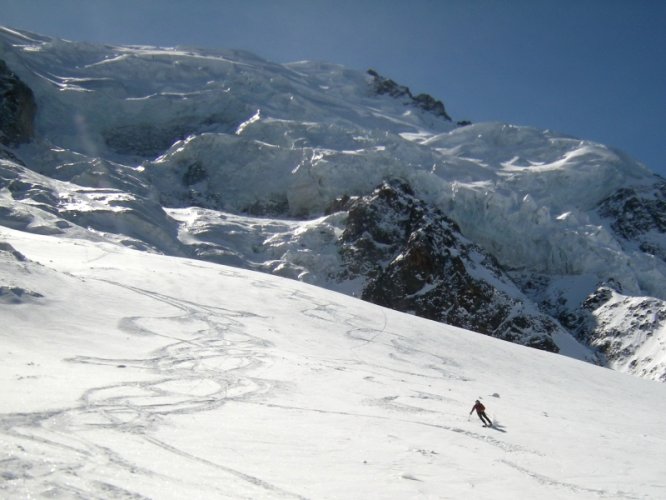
[1,26,666,381]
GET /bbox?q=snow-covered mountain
[2,26,666,381]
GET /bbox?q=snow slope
[3,26,666,381]
[2,226,665,499]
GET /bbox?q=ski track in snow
[0,267,637,499]
[498,460,641,499]
[0,275,308,499]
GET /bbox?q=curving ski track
[0,277,307,499]
[0,273,631,498]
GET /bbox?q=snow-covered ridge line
[2,26,666,381]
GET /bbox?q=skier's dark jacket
[471,401,485,414]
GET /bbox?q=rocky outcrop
[573,285,666,381]
[367,69,452,121]
[0,60,36,146]
[337,180,561,352]
[598,183,666,261]
[598,183,666,236]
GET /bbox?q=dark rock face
[582,287,614,312]
[367,69,452,121]
[0,60,36,146]
[599,183,666,236]
[598,183,666,261]
[337,179,560,352]
[367,69,412,99]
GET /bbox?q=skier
[470,399,492,427]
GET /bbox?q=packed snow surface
[2,226,665,499]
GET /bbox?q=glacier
[2,26,666,381]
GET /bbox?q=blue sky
[2,0,665,174]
